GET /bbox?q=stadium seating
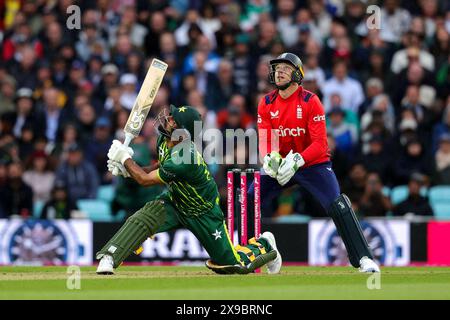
[390,185,428,205]
[382,186,391,197]
[428,186,450,204]
[431,202,450,219]
[33,200,45,218]
[97,185,116,203]
[275,214,311,223]
[77,199,113,222]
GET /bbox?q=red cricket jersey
[257,86,330,167]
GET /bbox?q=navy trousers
[248,161,341,217]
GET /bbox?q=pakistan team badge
[212,230,222,240]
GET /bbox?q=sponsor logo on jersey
[270,110,279,119]
[257,114,262,123]
[274,126,306,137]
[313,115,326,122]
[296,105,302,119]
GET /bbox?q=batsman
[96,105,281,275]
[254,53,380,273]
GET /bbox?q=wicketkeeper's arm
[124,159,164,187]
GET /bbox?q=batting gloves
[107,140,134,165]
[107,159,130,178]
[276,150,305,186]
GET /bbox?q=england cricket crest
[296,105,302,119]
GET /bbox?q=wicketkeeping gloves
[276,150,305,186]
[263,151,282,178]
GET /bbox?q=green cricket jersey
[156,135,219,217]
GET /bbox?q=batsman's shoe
[96,255,115,275]
[359,256,380,273]
[260,231,282,274]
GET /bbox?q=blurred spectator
[84,117,114,185]
[75,103,96,143]
[322,60,365,113]
[341,162,368,211]
[95,63,119,103]
[75,23,109,62]
[216,94,254,130]
[51,123,80,163]
[390,40,434,75]
[18,125,35,160]
[23,151,55,203]
[117,5,148,48]
[0,162,33,218]
[2,22,43,61]
[308,0,332,41]
[433,134,450,185]
[205,59,236,111]
[55,143,99,204]
[7,45,38,89]
[393,139,430,185]
[393,172,433,216]
[119,73,138,111]
[12,88,45,139]
[380,0,411,44]
[41,87,68,143]
[431,104,450,153]
[40,181,77,220]
[0,75,17,116]
[275,0,298,48]
[358,172,392,216]
[41,21,65,63]
[360,94,395,134]
[112,34,135,71]
[327,134,348,181]
[303,52,326,89]
[233,33,255,96]
[359,78,384,119]
[240,0,271,32]
[326,107,358,155]
[358,135,392,184]
[144,11,168,57]
[175,9,217,48]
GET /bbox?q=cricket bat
[113,58,168,175]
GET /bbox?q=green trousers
[147,193,271,266]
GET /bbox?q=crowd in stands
[0,0,449,220]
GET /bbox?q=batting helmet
[269,53,305,88]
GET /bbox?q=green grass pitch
[0,266,449,300]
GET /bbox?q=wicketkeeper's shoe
[260,231,282,274]
[96,255,115,275]
[359,256,380,273]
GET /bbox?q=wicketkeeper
[251,52,380,272]
[97,105,281,275]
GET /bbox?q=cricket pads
[328,194,373,267]
[96,200,166,268]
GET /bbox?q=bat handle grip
[123,132,134,147]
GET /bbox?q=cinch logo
[274,126,306,137]
[270,111,279,119]
[313,115,325,122]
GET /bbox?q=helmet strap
[276,81,292,90]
